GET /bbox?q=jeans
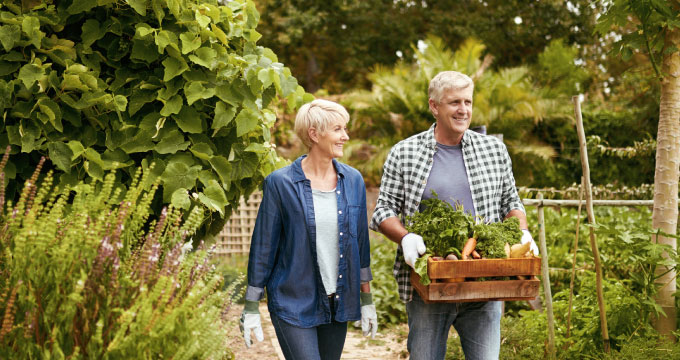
[270,297,348,360]
[406,291,502,360]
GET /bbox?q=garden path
[228,303,409,359]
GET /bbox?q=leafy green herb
[474,217,523,259]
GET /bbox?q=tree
[598,0,680,338]
[341,36,556,186]
[0,0,309,237]
[254,0,602,93]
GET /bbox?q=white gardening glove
[521,229,540,256]
[401,233,426,269]
[359,292,378,339]
[239,301,264,348]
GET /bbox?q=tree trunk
[652,27,680,339]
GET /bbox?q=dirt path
[228,303,409,360]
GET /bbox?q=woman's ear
[308,127,319,144]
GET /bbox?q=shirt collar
[291,155,346,183]
[427,124,471,148]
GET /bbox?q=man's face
[429,86,473,143]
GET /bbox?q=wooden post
[566,178,584,338]
[573,96,610,352]
[537,193,556,358]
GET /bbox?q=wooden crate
[215,191,262,256]
[411,257,541,303]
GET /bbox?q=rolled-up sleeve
[246,177,282,301]
[499,144,525,218]
[370,146,404,231]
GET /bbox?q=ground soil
[227,302,410,360]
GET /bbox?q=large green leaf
[18,63,45,89]
[155,129,190,154]
[170,188,191,210]
[22,16,44,49]
[127,0,148,16]
[184,81,215,105]
[212,101,236,132]
[36,98,63,132]
[155,30,178,53]
[235,108,259,137]
[0,25,20,52]
[198,180,228,215]
[160,95,183,116]
[161,160,201,200]
[162,56,188,82]
[67,0,98,14]
[47,142,74,172]
[188,47,217,69]
[173,106,203,133]
[81,19,105,47]
[209,156,232,185]
[180,32,201,54]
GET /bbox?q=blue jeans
[406,292,502,360]
[270,297,348,360]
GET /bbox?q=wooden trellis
[215,191,262,256]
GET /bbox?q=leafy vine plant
[0,0,312,238]
[0,145,243,358]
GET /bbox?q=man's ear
[428,98,438,117]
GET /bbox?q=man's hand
[401,233,426,268]
[239,301,264,348]
[521,230,539,256]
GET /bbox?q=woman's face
[313,119,349,158]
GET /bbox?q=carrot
[471,250,481,259]
[461,237,477,260]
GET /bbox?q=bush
[369,233,407,326]
[0,153,241,359]
[0,0,310,236]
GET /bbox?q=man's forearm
[505,209,528,229]
[378,216,410,245]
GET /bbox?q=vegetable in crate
[406,193,474,285]
[473,217,524,259]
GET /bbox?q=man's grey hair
[428,71,474,104]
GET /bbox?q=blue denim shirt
[245,156,372,328]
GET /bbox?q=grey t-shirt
[420,143,475,216]
[312,188,339,295]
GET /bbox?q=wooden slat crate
[411,257,541,303]
[215,191,262,256]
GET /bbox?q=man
[369,71,538,360]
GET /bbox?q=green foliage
[369,234,407,326]
[0,0,310,237]
[406,194,473,259]
[343,36,556,187]
[473,217,523,259]
[0,155,241,358]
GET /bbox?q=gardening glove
[359,292,378,339]
[521,229,540,256]
[402,233,426,269]
[239,300,264,348]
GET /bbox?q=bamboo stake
[573,96,610,353]
[566,178,584,338]
[537,193,556,358]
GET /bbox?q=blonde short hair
[295,99,350,149]
[428,71,474,104]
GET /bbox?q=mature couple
[240,71,538,360]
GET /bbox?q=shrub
[370,234,407,326]
[0,0,311,236]
[0,152,241,359]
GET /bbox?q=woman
[240,99,377,359]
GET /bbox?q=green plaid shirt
[370,124,525,302]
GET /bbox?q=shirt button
[337,191,341,194]
[339,275,343,279]
[338,210,342,214]
[340,254,343,258]
[339,232,343,236]
[336,295,339,299]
